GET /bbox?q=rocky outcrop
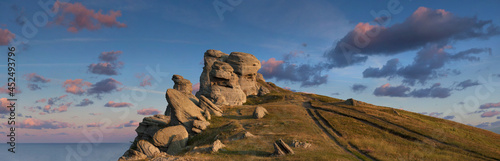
[137,140,161,157]
[211,140,226,153]
[197,50,266,106]
[273,139,294,156]
[172,75,199,105]
[292,140,312,148]
[165,89,206,132]
[226,52,261,96]
[152,125,189,154]
[119,149,147,161]
[253,106,268,119]
[199,95,223,116]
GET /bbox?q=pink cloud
[104,101,132,108]
[18,118,73,129]
[86,122,104,127]
[261,58,284,74]
[0,28,15,45]
[192,83,200,95]
[479,102,500,109]
[35,98,47,103]
[137,108,161,115]
[0,98,13,114]
[39,112,47,115]
[24,73,51,83]
[0,85,22,94]
[140,75,152,87]
[89,113,102,116]
[63,79,92,95]
[481,110,500,118]
[52,1,126,32]
[52,102,72,113]
[107,120,139,129]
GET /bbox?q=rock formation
[196,50,267,106]
[120,50,269,160]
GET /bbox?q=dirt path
[303,102,377,161]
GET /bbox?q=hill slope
[181,83,500,160]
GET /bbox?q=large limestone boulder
[152,125,189,155]
[197,50,229,98]
[227,52,261,96]
[137,140,160,157]
[165,89,205,131]
[207,61,246,106]
[172,75,199,105]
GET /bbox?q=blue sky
[0,0,500,143]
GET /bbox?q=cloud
[455,79,481,90]
[107,120,139,129]
[51,102,72,113]
[47,95,68,105]
[35,98,47,103]
[18,118,73,129]
[89,113,101,116]
[0,28,15,45]
[408,83,452,98]
[63,79,92,95]
[24,73,50,83]
[75,98,94,107]
[475,122,490,129]
[87,78,122,98]
[137,108,161,115]
[363,58,399,78]
[259,56,328,87]
[351,84,367,94]
[373,83,410,97]
[88,51,124,75]
[98,51,123,62]
[443,115,455,120]
[0,98,13,114]
[331,92,340,96]
[324,7,499,68]
[192,83,200,95]
[27,84,42,91]
[481,110,500,118]
[88,62,124,75]
[104,101,132,108]
[0,85,22,94]
[364,45,491,85]
[54,132,68,135]
[428,112,443,117]
[136,73,152,87]
[52,1,126,32]
[480,102,500,109]
[374,83,452,98]
[86,122,104,127]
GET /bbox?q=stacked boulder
[120,50,269,160]
[196,50,270,106]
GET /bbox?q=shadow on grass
[224,115,253,120]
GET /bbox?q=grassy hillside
[176,83,500,160]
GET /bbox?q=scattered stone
[393,109,401,116]
[119,149,147,161]
[258,86,270,96]
[253,106,268,119]
[152,125,189,154]
[243,131,255,138]
[292,140,312,148]
[137,140,160,157]
[165,89,206,132]
[345,98,357,106]
[211,140,226,153]
[192,128,202,134]
[199,95,223,116]
[273,139,294,156]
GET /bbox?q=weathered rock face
[153,125,189,155]
[197,50,265,106]
[165,89,205,132]
[172,75,199,105]
[199,95,223,116]
[137,140,160,157]
[227,52,261,96]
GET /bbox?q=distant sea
[0,143,130,161]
